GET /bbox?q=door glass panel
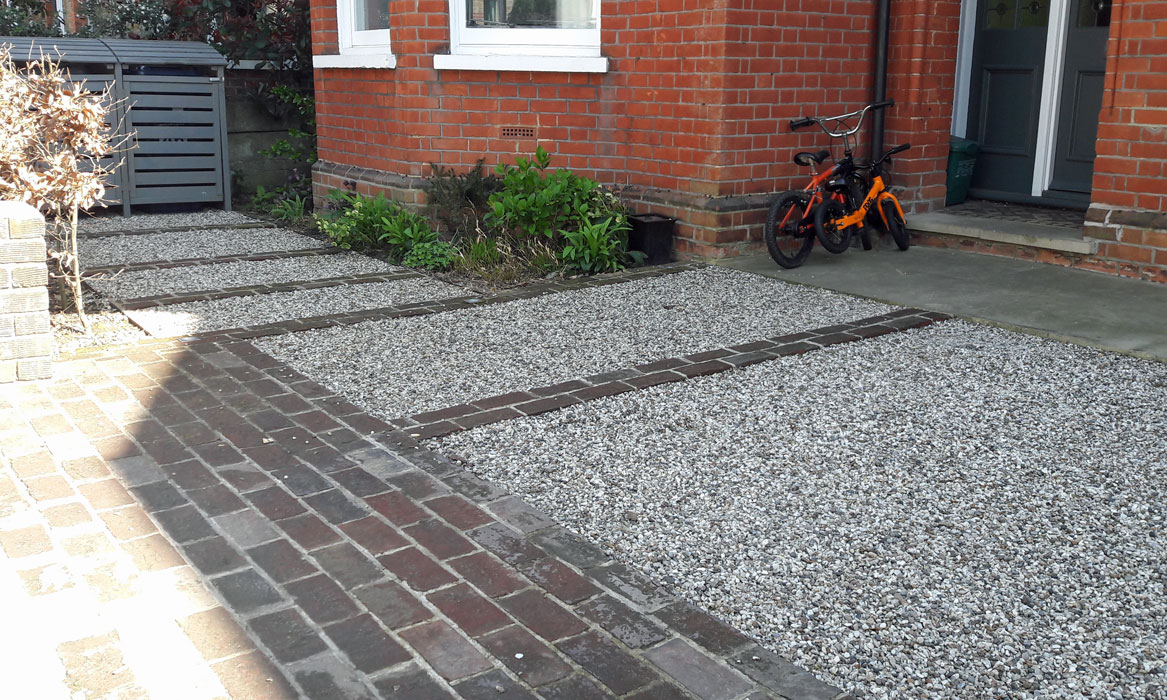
[985,0,1017,29]
[1018,0,1049,28]
[1078,0,1111,27]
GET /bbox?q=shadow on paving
[0,336,849,699]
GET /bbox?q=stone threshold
[909,211,1097,255]
[114,271,426,310]
[81,248,346,277]
[385,308,951,442]
[78,221,278,238]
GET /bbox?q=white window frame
[313,0,397,69]
[435,0,608,73]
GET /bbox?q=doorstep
[909,210,1097,255]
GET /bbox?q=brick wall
[309,0,958,257]
[0,202,52,383]
[1084,0,1167,284]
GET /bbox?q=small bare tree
[0,45,123,333]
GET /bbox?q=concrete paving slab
[718,246,1167,362]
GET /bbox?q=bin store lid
[0,36,226,67]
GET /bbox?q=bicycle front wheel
[882,199,910,250]
[813,198,855,254]
[764,191,816,269]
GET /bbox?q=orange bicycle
[789,101,912,252]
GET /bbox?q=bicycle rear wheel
[813,197,855,254]
[882,199,910,250]
[764,191,815,269]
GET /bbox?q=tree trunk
[68,207,90,334]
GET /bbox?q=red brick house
[308,0,1167,284]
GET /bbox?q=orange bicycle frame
[828,174,905,230]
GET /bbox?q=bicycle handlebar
[789,100,897,138]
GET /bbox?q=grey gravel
[78,209,259,233]
[125,277,462,336]
[256,267,892,418]
[87,254,405,300]
[434,321,1167,700]
[80,227,327,267]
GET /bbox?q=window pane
[467,0,596,29]
[355,0,389,31]
[1077,0,1111,27]
[1018,0,1048,28]
[985,0,1017,29]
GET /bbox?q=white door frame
[950,0,1074,198]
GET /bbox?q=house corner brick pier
[0,332,851,699]
[0,201,52,383]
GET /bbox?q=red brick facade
[310,0,1166,281]
[1083,0,1167,283]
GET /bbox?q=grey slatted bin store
[2,37,231,216]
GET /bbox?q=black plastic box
[627,213,675,265]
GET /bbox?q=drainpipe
[871,0,891,162]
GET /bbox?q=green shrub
[379,207,437,260]
[270,194,308,221]
[425,160,500,238]
[486,146,602,241]
[315,191,399,250]
[560,216,643,274]
[316,190,441,262]
[404,241,458,271]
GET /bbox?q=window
[435,0,607,73]
[314,0,396,69]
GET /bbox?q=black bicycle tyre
[763,191,815,269]
[814,198,854,254]
[882,199,910,250]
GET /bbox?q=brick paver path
[1,335,850,699]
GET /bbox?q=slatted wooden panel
[123,75,226,206]
[2,36,231,212]
[66,73,125,210]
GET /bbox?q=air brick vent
[501,126,536,139]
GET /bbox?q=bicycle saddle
[793,149,831,167]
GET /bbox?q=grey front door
[967,0,1052,199]
[1046,0,1112,200]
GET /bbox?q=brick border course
[393,308,949,440]
[81,246,345,277]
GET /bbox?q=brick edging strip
[115,270,426,310]
[81,247,346,277]
[78,221,277,238]
[388,308,953,440]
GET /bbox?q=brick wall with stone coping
[0,202,52,382]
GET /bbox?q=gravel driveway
[256,267,893,419]
[433,321,1167,700]
[80,228,326,267]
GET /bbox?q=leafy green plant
[379,207,437,260]
[403,241,458,271]
[425,160,501,238]
[486,146,602,241]
[560,216,642,274]
[315,191,399,250]
[270,194,308,221]
[0,0,59,36]
[251,185,277,209]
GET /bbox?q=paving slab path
[1,335,851,700]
